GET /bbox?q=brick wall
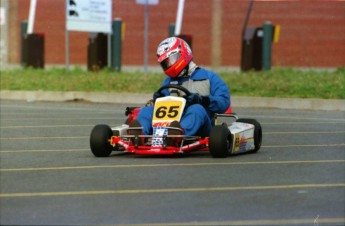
[13,0,345,67]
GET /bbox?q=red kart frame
[109,134,209,155]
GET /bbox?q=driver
[131,37,230,138]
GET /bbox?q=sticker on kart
[233,129,255,153]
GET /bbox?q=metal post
[175,0,185,35]
[65,30,69,71]
[111,19,122,71]
[144,0,149,73]
[65,1,69,71]
[262,21,273,70]
[108,34,111,68]
[27,0,37,34]
[21,20,28,66]
[241,0,254,38]
[211,0,222,67]
[240,0,254,71]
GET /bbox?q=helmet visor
[160,53,180,70]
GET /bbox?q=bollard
[168,23,175,37]
[111,18,122,72]
[21,20,28,66]
[262,21,273,70]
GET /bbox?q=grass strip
[1,67,344,99]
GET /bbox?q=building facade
[2,0,345,68]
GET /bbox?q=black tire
[90,124,113,157]
[209,125,232,158]
[236,118,262,153]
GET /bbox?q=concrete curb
[0,90,151,105]
[1,90,344,111]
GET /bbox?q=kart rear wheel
[236,118,262,153]
[90,124,113,157]
[209,125,232,158]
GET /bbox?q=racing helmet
[156,37,193,78]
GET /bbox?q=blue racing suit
[136,67,230,137]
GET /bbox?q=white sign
[136,0,159,5]
[0,7,5,26]
[66,0,112,33]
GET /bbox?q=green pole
[111,19,122,71]
[168,23,175,37]
[21,20,28,66]
[262,21,273,70]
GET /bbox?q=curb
[1,90,344,111]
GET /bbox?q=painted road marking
[0,149,88,153]
[104,218,345,226]
[246,115,345,122]
[1,124,345,135]
[1,132,345,140]
[264,143,345,148]
[262,121,345,125]
[0,124,94,129]
[0,117,117,121]
[1,160,344,172]
[0,136,88,140]
[0,183,344,198]
[0,144,343,154]
[113,218,345,226]
[264,131,345,134]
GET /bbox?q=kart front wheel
[209,125,231,158]
[90,124,113,157]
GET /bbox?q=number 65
[155,106,180,119]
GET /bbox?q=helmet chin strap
[178,61,198,77]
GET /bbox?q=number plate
[152,96,186,124]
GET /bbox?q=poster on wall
[66,0,112,33]
[136,0,159,5]
[0,7,5,26]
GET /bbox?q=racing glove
[187,93,210,107]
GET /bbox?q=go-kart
[90,84,262,158]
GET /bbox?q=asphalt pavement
[0,99,344,225]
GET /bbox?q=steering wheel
[155,84,191,98]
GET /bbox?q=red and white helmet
[156,37,193,78]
